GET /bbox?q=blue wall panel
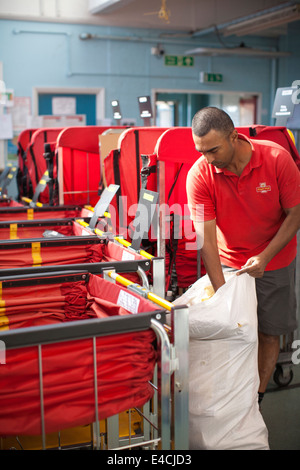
[38,93,96,125]
[0,19,299,126]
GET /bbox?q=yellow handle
[107,271,172,311]
[76,219,90,228]
[83,205,111,218]
[21,197,43,207]
[94,228,104,236]
[114,236,153,260]
[21,197,31,203]
[77,223,153,260]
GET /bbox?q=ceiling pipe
[79,32,198,46]
[192,1,298,37]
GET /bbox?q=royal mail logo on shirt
[256,182,271,193]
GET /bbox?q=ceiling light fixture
[184,46,291,58]
[192,2,300,38]
[224,3,300,36]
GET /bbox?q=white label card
[117,290,140,314]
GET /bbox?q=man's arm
[237,204,300,277]
[196,218,225,291]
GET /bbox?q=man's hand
[236,255,268,278]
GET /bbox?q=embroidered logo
[256,182,271,193]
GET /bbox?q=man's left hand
[236,255,268,278]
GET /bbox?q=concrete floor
[262,235,300,450]
[261,364,300,450]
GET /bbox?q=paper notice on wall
[26,114,86,128]
[8,96,31,132]
[26,115,43,129]
[52,97,76,115]
[0,114,13,139]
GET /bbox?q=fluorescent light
[184,47,291,58]
[223,3,300,36]
[88,0,135,14]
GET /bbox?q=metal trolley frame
[0,269,189,450]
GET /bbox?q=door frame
[32,87,105,123]
[151,88,262,126]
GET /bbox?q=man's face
[193,128,238,169]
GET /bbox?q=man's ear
[231,129,239,142]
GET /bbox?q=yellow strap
[0,315,9,331]
[10,223,18,239]
[32,242,42,266]
[0,282,8,330]
[27,208,34,220]
[0,282,3,307]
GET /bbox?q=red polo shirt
[186,134,300,270]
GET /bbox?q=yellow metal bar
[108,271,133,287]
[78,222,154,260]
[21,197,32,204]
[113,236,131,248]
[147,291,173,311]
[138,249,153,260]
[21,197,43,207]
[76,219,89,228]
[83,205,111,218]
[107,271,173,311]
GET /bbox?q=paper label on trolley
[117,290,140,314]
[122,250,135,261]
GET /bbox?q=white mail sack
[174,272,269,450]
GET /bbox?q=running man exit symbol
[164,55,194,66]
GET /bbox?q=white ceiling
[0,0,300,37]
[87,0,300,36]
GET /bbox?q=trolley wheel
[273,364,294,387]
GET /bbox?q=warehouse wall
[0,18,299,126]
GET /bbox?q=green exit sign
[164,55,194,67]
[200,72,223,83]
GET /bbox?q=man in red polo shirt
[187,106,300,404]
